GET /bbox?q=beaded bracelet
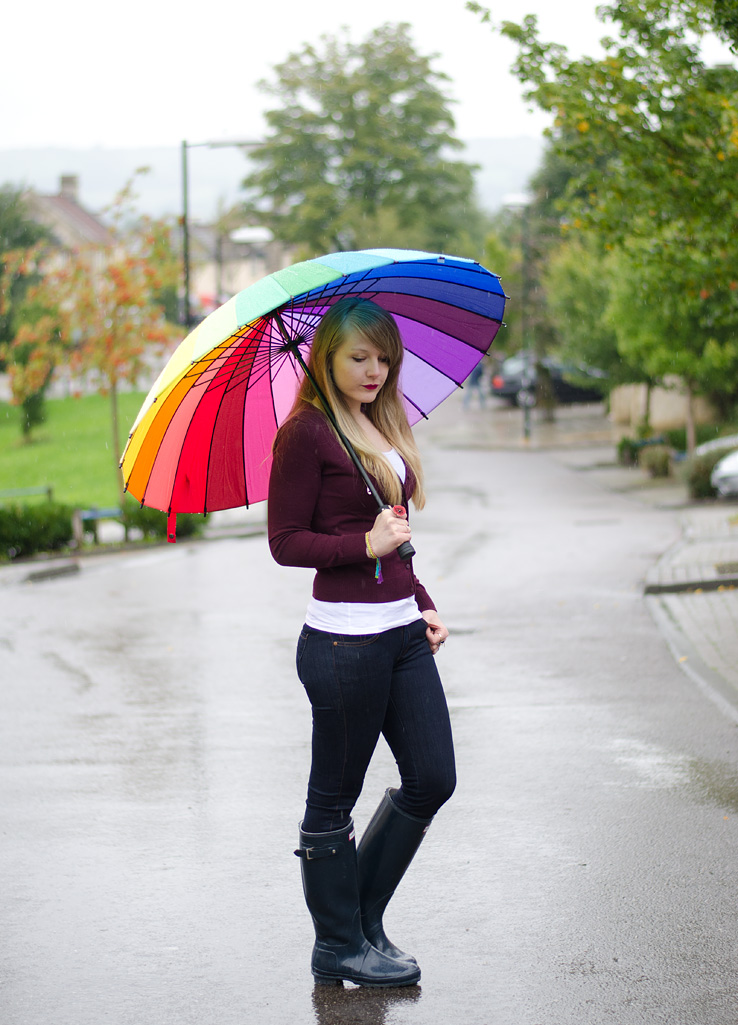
[365,531,383,584]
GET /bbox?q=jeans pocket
[296,628,311,678]
[332,633,381,649]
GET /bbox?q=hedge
[0,499,206,560]
[0,503,75,560]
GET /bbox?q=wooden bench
[0,485,54,502]
[72,507,123,545]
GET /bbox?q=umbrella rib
[402,340,489,386]
[402,393,431,420]
[237,338,249,510]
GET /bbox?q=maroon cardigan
[268,405,435,611]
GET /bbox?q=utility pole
[180,139,261,328]
[504,193,534,441]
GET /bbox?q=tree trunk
[536,361,557,422]
[685,381,696,454]
[109,378,125,509]
[642,381,652,436]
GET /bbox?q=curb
[644,575,738,595]
[23,561,81,583]
[0,527,268,587]
[647,596,738,725]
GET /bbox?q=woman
[268,297,456,988]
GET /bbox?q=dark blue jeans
[296,617,456,833]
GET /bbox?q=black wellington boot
[295,820,421,987]
[357,789,432,963]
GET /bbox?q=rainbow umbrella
[120,248,506,538]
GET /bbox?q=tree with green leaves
[543,233,664,426]
[483,144,584,378]
[713,0,738,49]
[469,0,738,441]
[243,23,483,256]
[605,233,738,446]
[0,186,53,434]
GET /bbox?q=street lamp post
[503,193,534,441]
[180,138,261,327]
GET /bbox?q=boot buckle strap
[294,842,342,860]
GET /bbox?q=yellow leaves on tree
[2,185,180,497]
[6,220,178,405]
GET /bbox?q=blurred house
[24,174,296,316]
[187,223,296,319]
[24,174,114,250]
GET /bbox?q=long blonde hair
[290,297,425,509]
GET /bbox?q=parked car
[491,354,607,406]
[710,449,738,498]
[694,433,738,457]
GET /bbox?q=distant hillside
[0,137,544,222]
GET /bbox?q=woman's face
[329,330,390,413]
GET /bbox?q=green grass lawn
[0,392,147,508]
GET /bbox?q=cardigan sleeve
[413,576,436,613]
[268,414,368,569]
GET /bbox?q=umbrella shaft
[275,317,384,510]
[275,315,416,560]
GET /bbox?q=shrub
[175,513,207,539]
[640,444,672,478]
[0,502,74,560]
[617,435,666,467]
[682,446,737,500]
[662,424,737,452]
[617,437,640,466]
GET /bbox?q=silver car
[711,449,738,498]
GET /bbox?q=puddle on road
[687,758,738,814]
[311,982,421,1024]
[608,738,738,812]
[610,738,691,789]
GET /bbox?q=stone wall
[610,380,717,431]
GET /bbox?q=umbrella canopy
[120,248,506,516]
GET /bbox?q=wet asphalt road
[2,418,738,1025]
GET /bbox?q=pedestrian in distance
[268,296,456,988]
[462,359,487,409]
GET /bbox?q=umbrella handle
[397,540,416,560]
[384,504,416,561]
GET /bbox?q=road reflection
[312,982,422,1024]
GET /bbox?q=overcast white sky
[4,0,733,152]
[0,0,624,149]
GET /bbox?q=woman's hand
[422,610,449,655]
[367,507,412,558]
